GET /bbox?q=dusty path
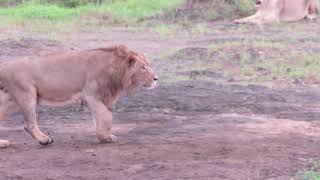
[0,21,320,179]
[1,82,320,180]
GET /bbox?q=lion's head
[108,46,158,92]
[126,52,158,90]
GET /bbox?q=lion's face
[126,53,158,90]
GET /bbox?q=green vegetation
[294,160,320,180]
[0,0,259,38]
[0,3,85,20]
[0,0,184,21]
[0,0,98,7]
[100,0,184,18]
[1,0,318,86]
[0,0,256,24]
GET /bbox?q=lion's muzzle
[145,76,158,90]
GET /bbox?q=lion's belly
[35,76,85,107]
[33,65,87,106]
[38,92,82,107]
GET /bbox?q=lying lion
[234,0,319,24]
[0,45,158,148]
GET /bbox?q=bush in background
[35,0,101,7]
[0,0,116,7]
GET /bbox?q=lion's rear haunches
[234,0,319,24]
[0,45,158,148]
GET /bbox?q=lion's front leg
[84,96,117,143]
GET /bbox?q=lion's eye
[142,66,147,70]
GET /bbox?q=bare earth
[0,21,320,180]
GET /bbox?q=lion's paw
[0,140,11,148]
[39,136,54,146]
[98,134,118,143]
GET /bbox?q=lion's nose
[153,76,159,81]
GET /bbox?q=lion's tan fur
[234,0,319,24]
[0,45,157,148]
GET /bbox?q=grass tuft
[99,0,184,18]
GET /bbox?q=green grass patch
[0,0,183,21]
[294,160,320,180]
[98,0,184,18]
[0,3,88,20]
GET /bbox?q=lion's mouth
[144,80,157,90]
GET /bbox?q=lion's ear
[115,45,129,58]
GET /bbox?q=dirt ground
[0,20,320,180]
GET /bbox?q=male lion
[234,0,319,24]
[0,45,158,148]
